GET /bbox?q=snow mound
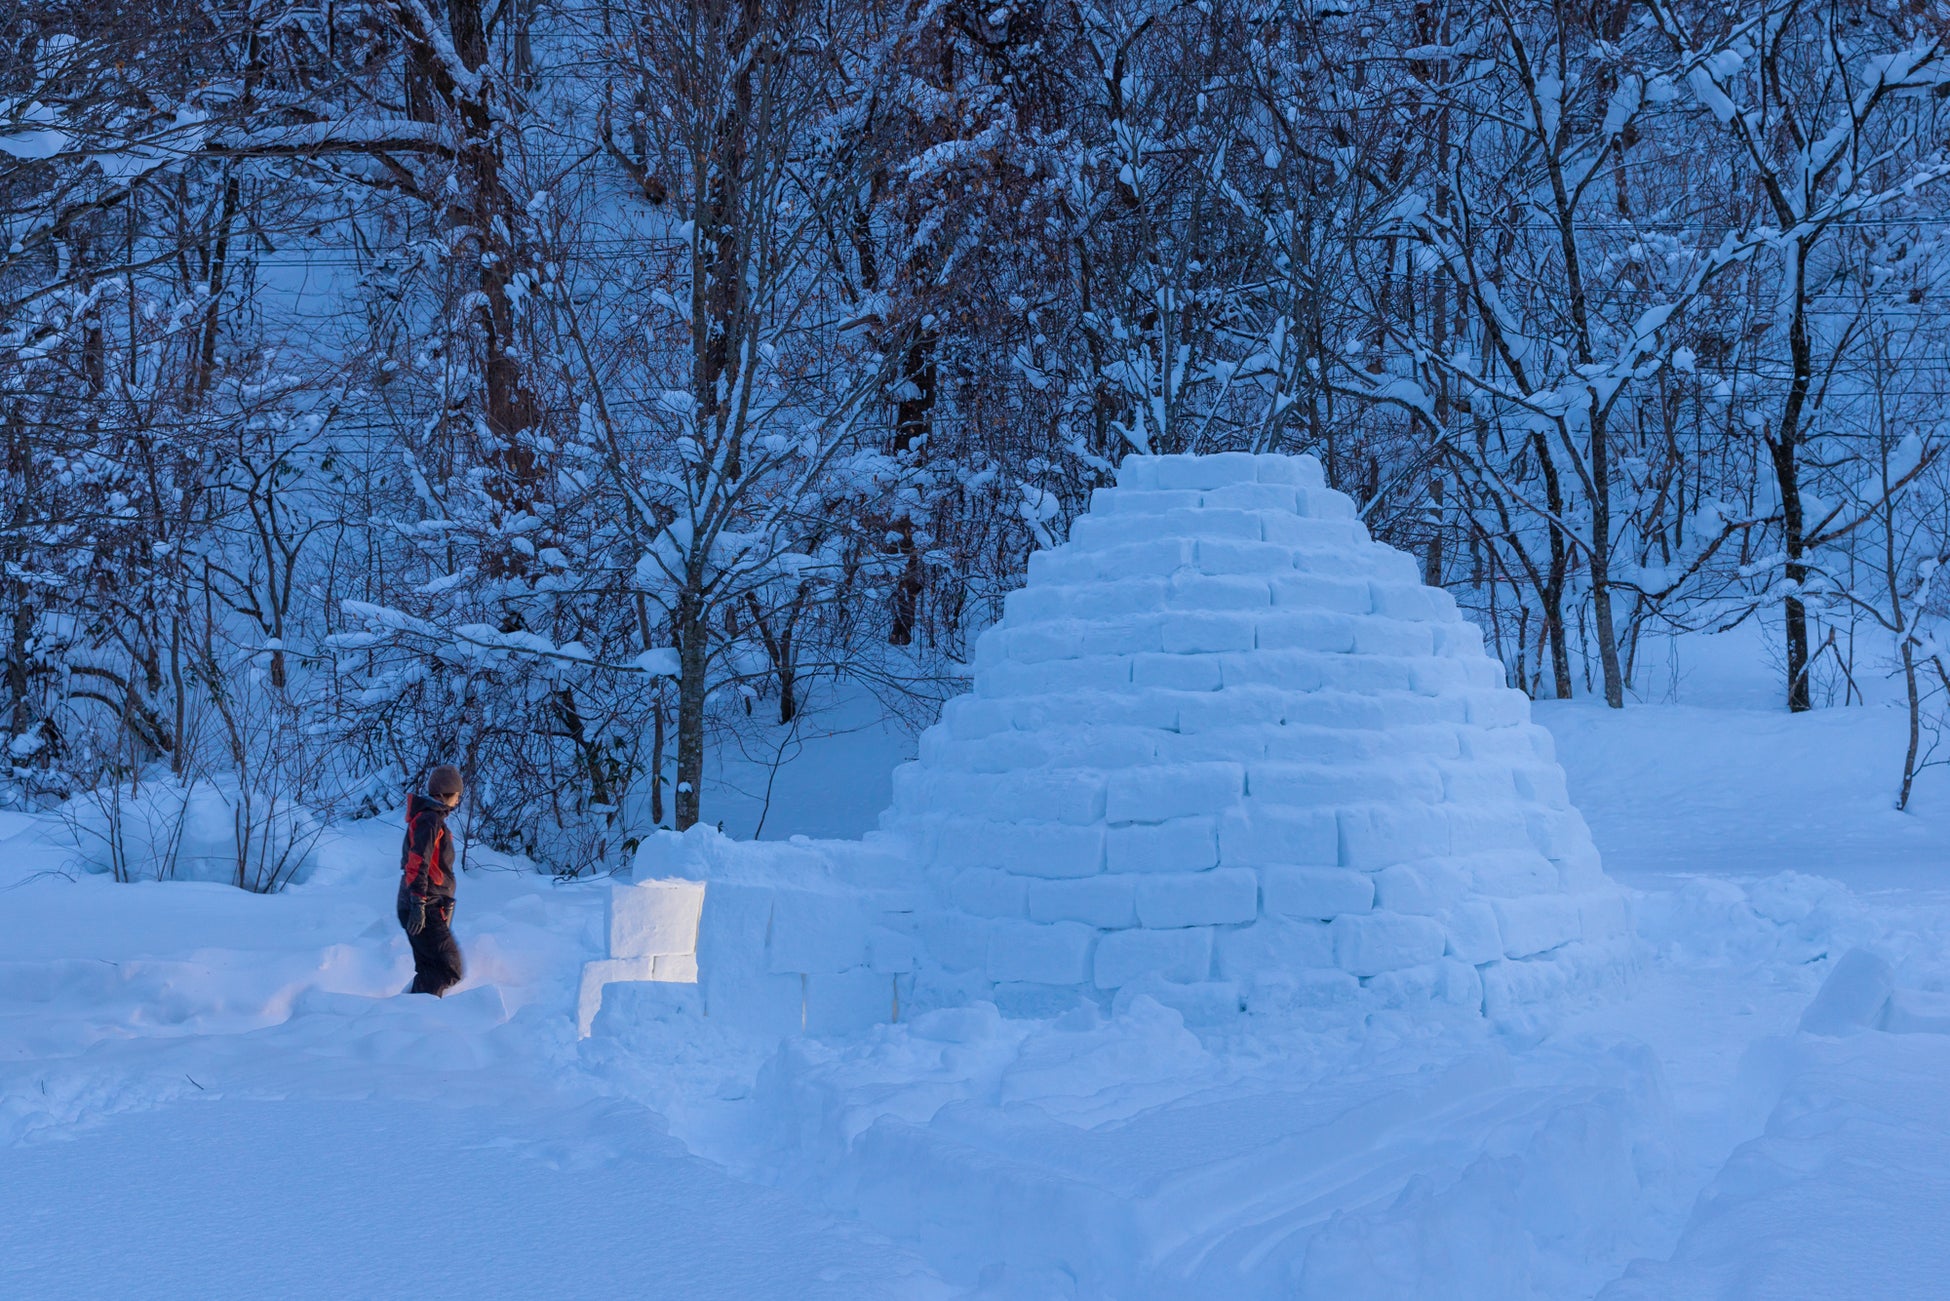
[879,452,1630,1020]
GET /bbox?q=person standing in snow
[399,764,466,996]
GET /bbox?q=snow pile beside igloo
[882,451,1631,1020]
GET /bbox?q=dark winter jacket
[398,792,457,906]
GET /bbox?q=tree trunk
[1774,247,1815,713]
[650,689,666,826]
[889,323,936,646]
[674,590,708,831]
[1534,433,1574,700]
[1587,410,1625,707]
[1898,637,1922,811]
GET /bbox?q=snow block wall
[583,451,1630,1037]
[579,830,924,1038]
[879,451,1630,1021]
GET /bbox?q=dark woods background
[9,0,1950,878]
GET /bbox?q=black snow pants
[400,897,464,996]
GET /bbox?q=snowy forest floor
[5,683,1950,1297]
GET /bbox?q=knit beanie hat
[428,764,464,800]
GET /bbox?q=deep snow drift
[5,667,1950,1297]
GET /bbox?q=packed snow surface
[5,680,1950,1297]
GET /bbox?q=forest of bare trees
[9,0,1950,876]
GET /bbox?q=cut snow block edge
[578,828,920,1039]
[581,452,1633,1041]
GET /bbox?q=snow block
[655,953,699,981]
[1433,621,1486,657]
[867,927,920,974]
[920,770,1106,826]
[979,655,1133,699]
[1132,652,1223,692]
[1369,582,1457,622]
[1294,486,1358,520]
[1219,805,1339,867]
[1105,762,1244,824]
[1254,452,1326,488]
[1441,901,1505,965]
[1480,953,1576,1021]
[1095,487,1202,515]
[608,879,706,959]
[1436,759,1517,804]
[945,821,1104,879]
[1245,968,1361,1013]
[1260,512,1366,547]
[1490,895,1582,959]
[1166,573,1272,610]
[1577,890,1633,946]
[1197,539,1298,576]
[1881,988,1950,1034]
[1511,763,1571,809]
[1093,926,1213,988]
[1106,817,1219,874]
[1200,482,1300,512]
[1555,844,1611,892]
[1343,612,1435,654]
[1443,808,1537,860]
[1373,860,1468,915]
[767,889,871,974]
[1249,760,1443,809]
[1464,688,1531,729]
[1366,958,1481,1012]
[1525,808,1598,861]
[1177,687,1288,732]
[1162,506,1265,540]
[1152,451,1261,490]
[948,868,1029,918]
[1113,978,1244,1023]
[1798,949,1897,1036]
[1135,868,1260,927]
[1217,918,1336,979]
[1338,804,1451,869]
[1262,867,1375,920]
[916,911,990,973]
[705,968,806,1037]
[1332,912,1448,977]
[1027,875,1139,928]
[1270,574,1373,614]
[695,881,775,971]
[986,920,1096,985]
[1255,611,1359,654]
[577,956,656,1037]
[805,971,898,1036]
[1161,611,1258,654]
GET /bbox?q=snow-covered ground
[5,677,1948,1298]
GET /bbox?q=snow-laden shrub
[61,775,321,891]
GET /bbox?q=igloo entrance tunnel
[579,452,1631,1036]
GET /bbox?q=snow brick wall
[880,451,1631,1022]
[579,829,925,1038]
[583,451,1631,1037]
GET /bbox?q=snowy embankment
[4,694,1949,1298]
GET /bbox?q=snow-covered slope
[6,659,1950,1298]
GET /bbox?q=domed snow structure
[879,451,1630,1020]
[578,451,1630,1038]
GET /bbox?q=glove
[405,895,428,936]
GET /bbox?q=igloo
[579,452,1631,1036]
